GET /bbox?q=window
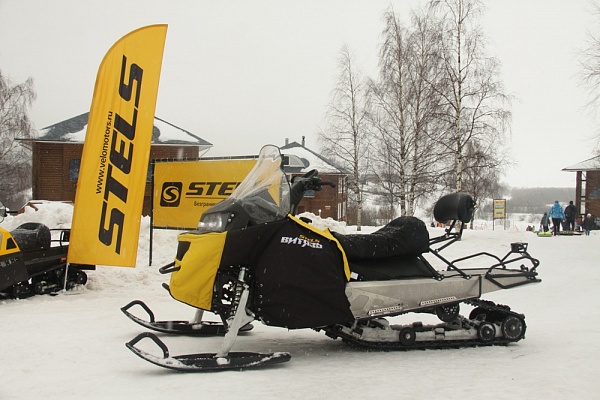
[69,159,80,181]
[304,189,315,198]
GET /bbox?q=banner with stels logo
[68,25,167,267]
[153,159,256,229]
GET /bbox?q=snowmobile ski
[126,332,290,372]
[121,300,253,336]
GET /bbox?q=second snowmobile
[123,145,541,371]
[0,200,94,298]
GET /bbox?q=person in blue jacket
[548,200,565,236]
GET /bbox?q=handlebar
[291,170,336,192]
[290,170,335,215]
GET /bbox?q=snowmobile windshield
[227,145,291,224]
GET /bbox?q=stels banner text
[152,159,256,230]
[68,25,168,267]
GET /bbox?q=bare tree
[320,45,372,230]
[369,7,446,217]
[429,0,511,192]
[460,139,504,228]
[579,0,600,152]
[0,70,36,209]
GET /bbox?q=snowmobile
[123,145,541,372]
[0,201,94,298]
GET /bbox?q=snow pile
[1,201,75,231]
[296,211,349,234]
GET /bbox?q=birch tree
[579,0,600,152]
[369,7,445,216]
[0,70,36,209]
[320,45,371,230]
[460,139,504,228]
[430,0,511,192]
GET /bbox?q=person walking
[548,200,565,236]
[540,212,551,232]
[564,201,577,231]
[582,213,594,236]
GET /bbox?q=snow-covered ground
[1,203,598,399]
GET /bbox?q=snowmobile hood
[167,215,351,312]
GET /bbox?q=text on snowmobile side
[280,235,323,249]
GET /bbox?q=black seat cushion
[334,216,429,261]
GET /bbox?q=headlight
[197,212,231,233]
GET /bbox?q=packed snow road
[0,205,598,399]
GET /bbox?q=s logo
[161,182,182,207]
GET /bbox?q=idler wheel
[501,315,525,341]
[436,303,460,322]
[70,270,87,285]
[33,281,46,294]
[399,327,416,346]
[477,321,496,343]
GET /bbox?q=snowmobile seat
[10,223,51,253]
[333,216,430,262]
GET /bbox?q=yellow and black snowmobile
[0,202,94,298]
[123,145,541,371]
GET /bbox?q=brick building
[281,140,348,221]
[27,112,212,215]
[562,156,600,223]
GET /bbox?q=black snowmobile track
[126,332,291,372]
[323,299,526,351]
[328,328,515,351]
[121,300,253,336]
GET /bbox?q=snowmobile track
[322,299,526,351]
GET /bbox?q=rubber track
[323,299,525,351]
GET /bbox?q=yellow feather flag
[68,24,168,267]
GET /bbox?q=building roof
[280,141,347,174]
[562,155,600,172]
[33,112,212,148]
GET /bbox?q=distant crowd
[538,200,595,236]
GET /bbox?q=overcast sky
[0,0,597,188]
